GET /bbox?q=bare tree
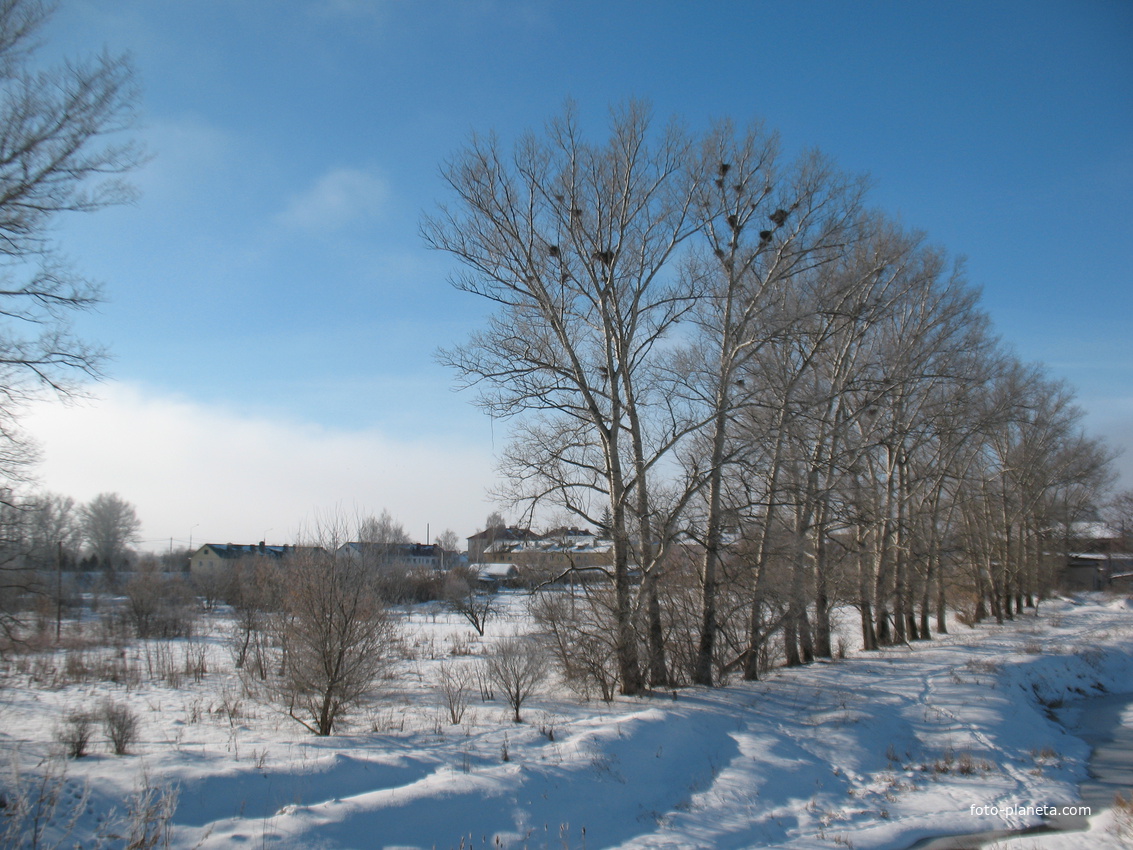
[0,490,80,641]
[425,100,702,694]
[80,492,141,570]
[443,565,495,636]
[25,493,80,569]
[427,100,1120,695]
[681,122,868,685]
[433,527,462,572]
[359,508,409,548]
[355,508,410,576]
[435,527,461,553]
[0,0,141,477]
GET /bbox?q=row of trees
[0,490,142,571]
[425,102,1118,695]
[0,490,142,638]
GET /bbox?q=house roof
[475,562,519,579]
[338,542,440,558]
[467,527,538,543]
[1069,521,1121,540]
[193,543,288,559]
[541,526,595,540]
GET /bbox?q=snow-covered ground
[3,593,1133,849]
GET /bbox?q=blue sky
[24,0,1133,549]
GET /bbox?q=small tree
[191,560,231,611]
[276,540,397,736]
[486,637,546,723]
[443,566,495,636]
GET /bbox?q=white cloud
[278,167,390,232]
[24,383,496,550]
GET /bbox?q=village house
[188,542,294,580]
[336,541,458,572]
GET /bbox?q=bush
[123,566,197,639]
[275,547,398,735]
[120,771,179,850]
[438,660,473,725]
[56,709,95,758]
[486,637,546,723]
[102,699,140,755]
[531,590,619,702]
[375,566,444,604]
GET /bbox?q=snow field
[2,593,1132,848]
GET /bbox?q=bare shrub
[191,561,232,612]
[475,662,494,702]
[486,637,546,723]
[272,533,399,736]
[143,640,180,688]
[102,699,140,755]
[375,566,444,604]
[403,567,445,603]
[123,565,197,639]
[955,608,978,628]
[964,658,1000,676]
[438,660,473,725]
[58,645,138,689]
[212,686,245,727]
[62,648,91,683]
[182,641,207,683]
[117,771,179,850]
[56,709,95,758]
[531,589,619,702]
[226,556,282,680]
[449,632,474,656]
